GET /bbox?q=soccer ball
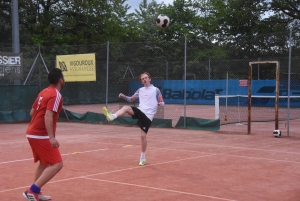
[156,14,170,29]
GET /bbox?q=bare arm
[30,108,35,117]
[45,110,59,148]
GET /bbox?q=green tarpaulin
[175,116,220,131]
[0,85,38,123]
[59,109,173,128]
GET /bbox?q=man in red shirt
[23,68,65,201]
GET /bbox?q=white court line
[220,153,300,164]
[147,146,300,164]
[84,177,238,201]
[0,154,217,193]
[87,135,300,155]
[2,146,300,195]
[0,148,108,165]
[0,140,25,145]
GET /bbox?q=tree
[133,0,164,41]
[271,0,300,21]
[10,0,141,45]
[0,0,12,46]
[158,0,202,41]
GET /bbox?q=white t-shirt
[123,84,164,121]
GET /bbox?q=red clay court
[1,115,300,201]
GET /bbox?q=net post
[215,94,220,120]
[275,61,280,130]
[248,63,252,134]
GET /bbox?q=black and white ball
[156,14,170,29]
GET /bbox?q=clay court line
[0,148,108,165]
[147,146,300,164]
[148,140,300,155]
[0,154,217,193]
[0,140,25,145]
[87,135,300,155]
[84,177,238,201]
[219,153,300,164]
[1,151,300,194]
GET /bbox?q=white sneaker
[139,158,146,166]
[38,192,51,201]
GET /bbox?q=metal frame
[248,61,280,134]
[23,44,69,121]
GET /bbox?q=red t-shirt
[26,86,63,136]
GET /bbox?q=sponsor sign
[0,52,23,80]
[56,53,96,82]
[239,79,248,86]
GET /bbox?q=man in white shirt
[103,72,164,166]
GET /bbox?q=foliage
[1,0,300,83]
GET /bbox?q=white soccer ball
[156,14,170,29]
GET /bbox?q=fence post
[166,60,168,80]
[287,28,292,137]
[105,41,109,108]
[215,94,219,119]
[208,58,210,80]
[183,36,187,128]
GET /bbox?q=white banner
[0,52,23,80]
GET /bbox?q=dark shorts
[131,107,152,134]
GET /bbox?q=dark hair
[48,68,63,84]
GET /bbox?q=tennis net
[216,95,300,125]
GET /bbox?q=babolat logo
[59,61,68,71]
[163,89,223,100]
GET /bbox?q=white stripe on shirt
[53,90,62,112]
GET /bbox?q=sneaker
[139,158,146,166]
[23,189,39,201]
[102,107,114,121]
[38,192,51,200]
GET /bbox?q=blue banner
[129,80,300,107]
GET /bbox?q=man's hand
[119,93,124,98]
[50,137,60,148]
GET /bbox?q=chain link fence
[1,31,299,135]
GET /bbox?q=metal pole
[225,71,228,121]
[39,44,49,73]
[12,0,20,85]
[23,53,39,85]
[215,94,219,119]
[258,57,260,80]
[287,28,292,137]
[39,54,41,91]
[248,63,252,134]
[208,58,211,80]
[106,41,109,109]
[11,0,20,54]
[166,60,168,80]
[275,61,280,131]
[184,36,187,128]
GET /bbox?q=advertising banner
[56,53,96,82]
[0,52,23,80]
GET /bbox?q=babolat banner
[56,53,96,82]
[0,52,23,80]
[129,79,300,106]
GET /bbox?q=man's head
[48,68,65,88]
[139,72,151,86]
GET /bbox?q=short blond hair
[139,72,151,82]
